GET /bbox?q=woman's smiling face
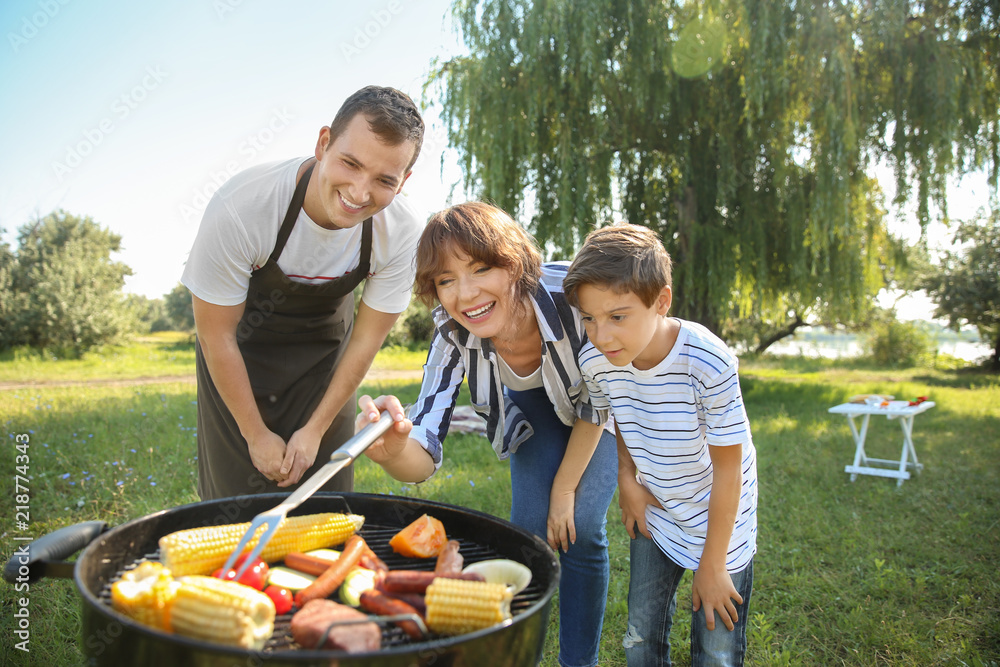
[433,245,517,340]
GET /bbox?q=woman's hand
[356,394,413,465]
[546,487,577,552]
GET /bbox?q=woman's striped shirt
[407,263,606,473]
[580,319,758,572]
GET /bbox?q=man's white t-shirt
[181,158,425,313]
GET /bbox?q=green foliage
[922,212,1000,370]
[163,282,195,332]
[1,210,137,355]
[383,299,435,347]
[862,310,934,366]
[429,0,999,336]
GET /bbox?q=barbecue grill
[6,492,560,666]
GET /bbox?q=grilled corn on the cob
[110,560,179,631]
[425,577,513,636]
[159,512,364,576]
[170,575,276,650]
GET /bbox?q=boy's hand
[618,473,662,539]
[355,394,412,464]
[692,564,743,631]
[546,488,576,552]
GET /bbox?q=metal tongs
[221,410,395,581]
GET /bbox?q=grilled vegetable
[169,575,276,650]
[212,554,269,590]
[266,566,316,591]
[294,535,366,608]
[339,566,378,607]
[425,577,513,636]
[264,585,293,615]
[462,558,533,595]
[158,512,364,576]
[388,514,448,558]
[110,560,179,631]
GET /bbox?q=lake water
[765,337,991,362]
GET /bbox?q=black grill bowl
[63,492,559,666]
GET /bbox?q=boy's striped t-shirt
[580,319,758,572]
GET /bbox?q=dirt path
[0,369,424,391]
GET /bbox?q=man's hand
[692,564,743,631]
[247,430,288,483]
[277,424,323,487]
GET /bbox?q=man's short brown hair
[328,85,425,172]
[563,223,673,308]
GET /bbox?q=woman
[358,202,617,667]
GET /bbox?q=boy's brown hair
[414,201,542,310]
[563,223,673,308]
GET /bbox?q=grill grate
[99,522,546,653]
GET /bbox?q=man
[181,85,425,500]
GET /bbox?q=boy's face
[306,113,415,229]
[576,283,673,371]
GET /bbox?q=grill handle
[3,520,108,583]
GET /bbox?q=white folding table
[828,400,935,486]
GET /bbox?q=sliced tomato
[388,514,448,558]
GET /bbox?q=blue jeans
[624,534,754,667]
[508,387,618,667]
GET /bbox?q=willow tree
[428,0,999,341]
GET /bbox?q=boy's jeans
[508,387,618,667]
[625,534,754,667]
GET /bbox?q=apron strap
[269,161,315,264]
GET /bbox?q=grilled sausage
[359,589,424,639]
[294,535,366,608]
[381,569,485,595]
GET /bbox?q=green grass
[0,332,196,383]
[1,338,998,666]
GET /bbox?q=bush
[862,314,933,367]
[383,300,435,347]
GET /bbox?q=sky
[1,0,993,323]
[0,0,464,299]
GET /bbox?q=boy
[563,224,757,667]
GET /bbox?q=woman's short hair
[414,202,542,309]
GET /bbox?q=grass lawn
[1,337,998,666]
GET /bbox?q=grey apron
[195,161,372,500]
